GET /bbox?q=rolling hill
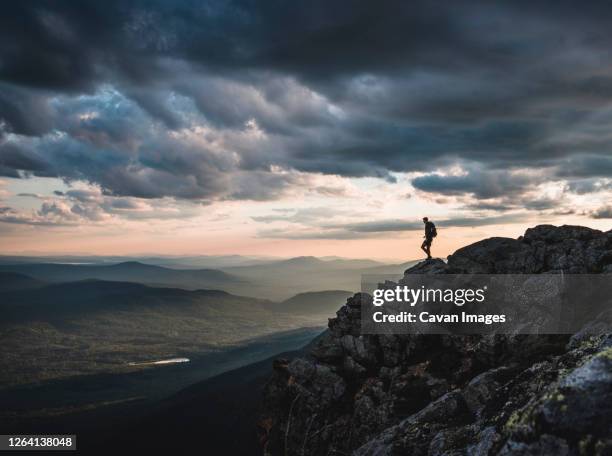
[0,271,44,291]
[273,290,354,315]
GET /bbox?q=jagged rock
[354,391,469,455]
[448,237,533,273]
[467,426,501,456]
[260,225,612,456]
[310,331,344,362]
[389,367,440,417]
[498,434,570,456]
[407,390,467,424]
[462,366,515,417]
[567,309,612,350]
[535,348,612,437]
[447,225,611,274]
[429,427,474,456]
[378,335,403,367]
[287,358,347,405]
[404,258,450,275]
[272,358,289,372]
[340,334,379,368]
[343,355,367,377]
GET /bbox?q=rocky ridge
[260,225,612,455]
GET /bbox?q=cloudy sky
[1,0,611,259]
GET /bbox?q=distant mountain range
[251,256,383,269]
[0,256,417,300]
[0,254,396,269]
[0,254,277,268]
[0,261,243,291]
[221,257,416,300]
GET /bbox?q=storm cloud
[1,0,612,207]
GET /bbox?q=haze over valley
[0,254,412,434]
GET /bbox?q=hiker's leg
[421,240,428,255]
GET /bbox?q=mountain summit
[260,225,612,455]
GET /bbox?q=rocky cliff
[260,225,612,455]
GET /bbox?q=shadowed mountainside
[91,335,325,456]
[0,257,418,301]
[272,290,354,315]
[0,280,346,387]
[0,328,323,447]
[0,271,44,291]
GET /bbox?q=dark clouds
[591,206,612,219]
[411,168,542,199]
[0,142,50,177]
[1,0,612,205]
[565,179,612,195]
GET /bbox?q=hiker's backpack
[430,223,437,238]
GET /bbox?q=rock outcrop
[259,225,612,455]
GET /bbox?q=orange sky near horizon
[2,218,609,262]
[1,172,610,262]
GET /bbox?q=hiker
[420,217,437,259]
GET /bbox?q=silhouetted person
[421,217,437,259]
